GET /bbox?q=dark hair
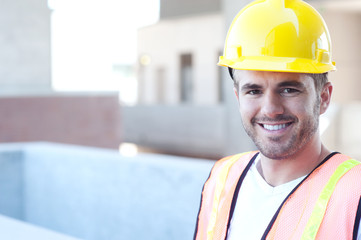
[228,67,328,93]
[306,72,329,92]
[228,67,238,90]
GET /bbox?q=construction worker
[193,0,361,239]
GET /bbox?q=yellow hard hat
[218,0,336,73]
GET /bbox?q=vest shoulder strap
[194,151,258,240]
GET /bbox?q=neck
[257,137,331,187]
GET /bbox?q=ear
[319,82,333,115]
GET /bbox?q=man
[194,0,361,239]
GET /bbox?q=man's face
[234,70,325,160]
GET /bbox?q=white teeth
[263,124,287,131]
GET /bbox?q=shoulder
[333,154,361,187]
[214,151,258,167]
[200,151,259,212]
[209,151,259,179]
[319,153,361,197]
[327,153,361,175]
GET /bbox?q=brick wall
[0,95,122,149]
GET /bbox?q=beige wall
[312,2,361,159]
[313,2,361,103]
[137,13,224,105]
[322,102,361,160]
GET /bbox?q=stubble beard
[242,100,320,160]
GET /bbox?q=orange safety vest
[194,152,361,240]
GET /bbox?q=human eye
[247,89,262,95]
[280,88,300,96]
[241,84,263,96]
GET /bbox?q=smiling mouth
[261,123,292,131]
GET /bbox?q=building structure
[137,13,224,105]
[123,0,254,159]
[1,0,361,159]
[0,0,52,95]
[0,0,122,149]
[123,0,361,159]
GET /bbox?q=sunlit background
[50,0,159,105]
[1,0,361,239]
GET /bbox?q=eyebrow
[240,83,262,92]
[240,80,306,92]
[277,80,306,89]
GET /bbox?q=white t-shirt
[227,156,361,240]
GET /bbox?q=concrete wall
[0,149,24,219]
[0,94,122,149]
[0,214,80,240]
[0,142,213,240]
[0,0,52,94]
[123,105,228,159]
[160,0,221,19]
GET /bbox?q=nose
[261,92,284,118]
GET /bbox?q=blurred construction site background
[1,0,360,160]
[1,0,361,239]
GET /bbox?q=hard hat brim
[218,56,336,74]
